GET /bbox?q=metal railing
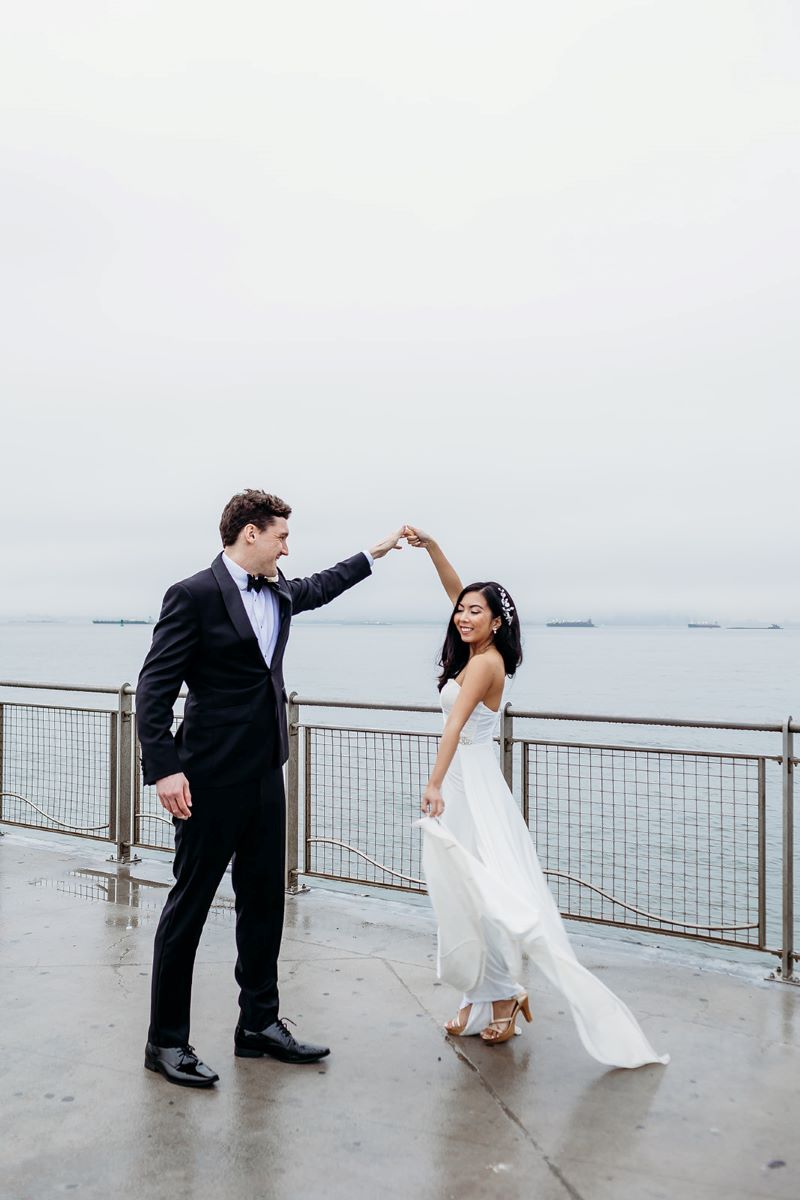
[0,679,797,982]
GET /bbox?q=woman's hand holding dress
[421,782,445,817]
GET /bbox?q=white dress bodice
[440,678,500,746]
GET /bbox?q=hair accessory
[498,587,515,626]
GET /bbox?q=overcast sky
[1,2,798,622]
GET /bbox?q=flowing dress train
[417,680,669,1068]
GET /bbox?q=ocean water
[1,618,798,728]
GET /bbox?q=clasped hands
[369,524,433,559]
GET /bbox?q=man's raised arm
[286,528,404,615]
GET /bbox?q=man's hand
[157,772,192,820]
[369,527,406,560]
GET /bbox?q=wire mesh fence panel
[304,726,439,891]
[134,718,182,851]
[0,704,112,839]
[523,740,766,948]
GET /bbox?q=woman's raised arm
[404,526,463,606]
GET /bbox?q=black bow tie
[246,574,279,593]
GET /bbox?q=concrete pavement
[1,828,798,1200]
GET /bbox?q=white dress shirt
[221,551,374,668]
[222,553,281,666]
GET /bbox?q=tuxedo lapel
[211,554,262,652]
[271,571,292,666]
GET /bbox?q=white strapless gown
[417,680,668,1069]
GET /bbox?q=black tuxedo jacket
[136,551,372,786]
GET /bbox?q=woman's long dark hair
[437,581,523,691]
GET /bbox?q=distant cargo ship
[727,624,782,630]
[92,619,154,626]
[688,622,720,629]
[546,619,595,628]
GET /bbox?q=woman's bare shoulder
[463,648,505,683]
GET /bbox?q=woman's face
[453,591,499,646]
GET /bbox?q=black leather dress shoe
[234,1019,330,1064]
[144,1042,219,1087]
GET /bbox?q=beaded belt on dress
[458,735,473,745]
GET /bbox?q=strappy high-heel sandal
[479,994,533,1045]
[444,1004,473,1036]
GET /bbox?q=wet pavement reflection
[30,865,236,928]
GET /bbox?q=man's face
[249,517,289,575]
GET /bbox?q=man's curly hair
[219,489,292,547]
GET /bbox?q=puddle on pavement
[30,867,236,929]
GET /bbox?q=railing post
[112,684,134,864]
[285,691,306,894]
[108,711,118,850]
[501,702,514,790]
[0,701,4,829]
[521,739,530,825]
[304,724,312,876]
[780,717,797,982]
[133,726,142,849]
[757,757,766,949]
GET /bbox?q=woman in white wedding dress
[407,526,668,1069]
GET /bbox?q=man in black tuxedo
[137,489,402,1087]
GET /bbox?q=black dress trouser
[148,764,286,1047]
